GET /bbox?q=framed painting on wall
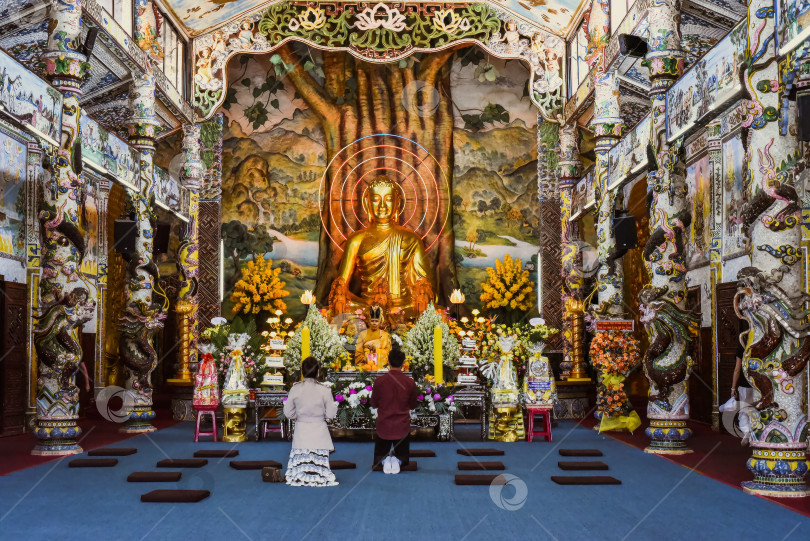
[0,127,26,265]
[685,154,711,268]
[721,133,746,259]
[666,21,746,141]
[777,0,810,56]
[0,49,62,146]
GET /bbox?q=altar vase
[370,348,418,474]
[283,357,339,486]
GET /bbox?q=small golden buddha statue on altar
[354,306,391,371]
[334,175,435,314]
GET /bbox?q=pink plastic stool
[526,406,552,442]
[195,409,218,442]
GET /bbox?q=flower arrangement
[464,318,558,389]
[201,317,266,388]
[403,303,460,380]
[326,373,456,428]
[589,330,642,432]
[479,254,536,320]
[590,331,640,376]
[230,256,289,318]
[328,373,376,427]
[284,304,349,375]
[414,382,456,415]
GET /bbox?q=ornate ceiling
[165,0,586,37]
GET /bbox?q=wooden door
[0,281,27,436]
[715,281,741,434]
[686,286,712,424]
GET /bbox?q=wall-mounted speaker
[613,216,638,250]
[82,27,99,58]
[619,34,648,58]
[798,92,810,142]
[113,219,137,255]
[153,222,170,255]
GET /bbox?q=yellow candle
[433,324,443,384]
[301,325,311,360]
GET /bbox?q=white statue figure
[494,335,518,391]
[222,334,250,406]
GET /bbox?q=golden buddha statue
[336,175,435,312]
[354,306,392,370]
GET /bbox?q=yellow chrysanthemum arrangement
[230,257,289,316]
[480,254,536,312]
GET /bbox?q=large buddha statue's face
[366,181,397,225]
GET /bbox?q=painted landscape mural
[220,50,539,319]
[686,155,711,267]
[0,130,26,269]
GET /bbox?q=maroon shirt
[370,369,418,440]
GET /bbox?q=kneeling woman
[283,356,339,486]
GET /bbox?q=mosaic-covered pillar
[735,0,808,497]
[120,67,166,433]
[198,115,224,328]
[558,124,586,380]
[638,0,698,455]
[175,124,203,380]
[32,0,95,456]
[706,120,723,432]
[134,0,163,60]
[590,68,624,316]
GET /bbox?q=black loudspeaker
[619,34,648,58]
[113,219,137,255]
[82,27,99,58]
[153,222,170,255]
[613,216,638,250]
[798,92,810,142]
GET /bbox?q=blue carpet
[1,421,808,540]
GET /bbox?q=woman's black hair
[301,356,320,380]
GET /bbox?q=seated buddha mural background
[330,176,435,318]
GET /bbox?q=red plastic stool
[195,409,218,442]
[260,417,286,440]
[526,406,552,442]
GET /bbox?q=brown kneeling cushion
[551,476,621,485]
[457,461,505,471]
[230,460,282,470]
[69,458,118,467]
[559,449,603,457]
[558,461,608,471]
[409,450,436,457]
[456,448,505,456]
[141,490,210,502]
[372,461,418,472]
[156,459,208,468]
[329,460,356,469]
[88,447,137,456]
[455,474,503,485]
[128,472,182,482]
[194,450,239,458]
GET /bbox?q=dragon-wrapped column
[638,0,698,455]
[174,124,203,381]
[590,67,624,316]
[734,0,809,497]
[120,66,166,433]
[32,0,96,456]
[558,123,587,381]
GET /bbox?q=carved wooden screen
[0,281,27,436]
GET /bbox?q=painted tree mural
[273,43,460,305]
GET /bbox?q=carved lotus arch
[191,1,566,122]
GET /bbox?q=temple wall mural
[0,127,27,283]
[219,51,540,320]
